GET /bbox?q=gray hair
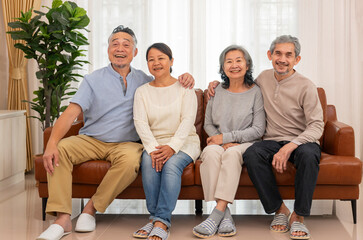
[269,35,301,57]
[219,45,254,88]
[108,25,137,48]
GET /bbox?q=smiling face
[146,48,173,79]
[108,32,138,70]
[268,42,301,80]
[223,50,248,81]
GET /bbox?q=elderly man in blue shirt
[37,25,194,240]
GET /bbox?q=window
[83,0,297,88]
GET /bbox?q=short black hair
[146,43,173,73]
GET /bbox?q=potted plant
[7,0,90,130]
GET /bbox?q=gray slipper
[270,213,290,233]
[290,221,310,239]
[193,208,224,238]
[147,227,169,240]
[218,207,236,237]
[133,222,154,238]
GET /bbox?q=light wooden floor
[1,172,362,240]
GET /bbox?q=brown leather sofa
[34,88,362,223]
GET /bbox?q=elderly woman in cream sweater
[133,43,200,240]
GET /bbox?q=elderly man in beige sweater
[242,35,324,240]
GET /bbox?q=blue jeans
[141,150,193,228]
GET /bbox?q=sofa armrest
[323,120,355,156]
[43,120,84,150]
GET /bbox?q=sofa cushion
[194,152,362,186]
[35,155,195,186]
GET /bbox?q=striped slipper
[147,227,169,240]
[133,222,154,239]
[270,213,290,233]
[193,218,219,238]
[218,207,236,237]
[218,218,236,237]
[290,221,310,239]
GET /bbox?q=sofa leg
[351,200,357,224]
[42,198,48,221]
[81,198,85,213]
[195,200,203,215]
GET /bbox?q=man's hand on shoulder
[207,81,220,99]
[178,73,195,89]
[272,142,298,173]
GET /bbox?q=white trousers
[200,142,253,203]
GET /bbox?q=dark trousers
[243,140,321,216]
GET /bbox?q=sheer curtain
[84,0,361,158]
[86,0,297,89]
[297,0,362,159]
[25,0,361,160]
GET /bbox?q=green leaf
[52,33,64,40]
[67,91,77,95]
[63,1,74,15]
[29,14,42,26]
[36,70,45,79]
[33,10,46,16]
[14,43,36,57]
[73,15,90,29]
[24,9,32,21]
[33,45,48,54]
[8,21,30,32]
[63,44,77,53]
[69,17,80,21]
[52,11,70,26]
[60,105,67,112]
[7,30,31,40]
[73,7,86,18]
[52,0,63,9]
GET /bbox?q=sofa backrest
[200,87,328,147]
[194,89,205,149]
[44,87,329,151]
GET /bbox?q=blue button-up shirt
[71,64,152,142]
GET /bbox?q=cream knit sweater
[133,81,200,161]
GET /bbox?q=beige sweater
[256,69,324,145]
[133,81,201,161]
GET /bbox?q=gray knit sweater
[204,84,266,144]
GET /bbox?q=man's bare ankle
[290,212,304,223]
[82,199,97,216]
[276,204,290,216]
[54,213,72,231]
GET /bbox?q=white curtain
[12,0,360,159]
[86,0,297,89]
[297,0,362,159]
[84,0,362,158]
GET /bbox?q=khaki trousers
[46,135,143,216]
[200,143,253,203]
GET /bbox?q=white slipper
[75,213,96,232]
[36,224,71,240]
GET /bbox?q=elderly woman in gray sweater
[193,45,266,238]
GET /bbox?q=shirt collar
[107,63,135,79]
